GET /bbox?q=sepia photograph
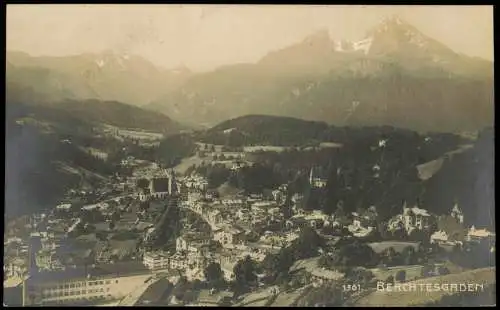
[5,4,495,307]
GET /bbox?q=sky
[6,5,494,72]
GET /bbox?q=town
[4,141,496,307]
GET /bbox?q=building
[175,233,211,253]
[466,226,495,241]
[309,167,328,188]
[22,262,153,306]
[169,253,188,271]
[450,203,464,224]
[402,205,431,231]
[213,226,244,246]
[430,230,449,244]
[143,251,171,271]
[208,210,223,226]
[149,177,170,200]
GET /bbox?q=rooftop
[151,177,170,193]
[28,261,152,283]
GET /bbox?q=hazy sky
[7,5,494,72]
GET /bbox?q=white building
[213,226,244,246]
[467,226,495,241]
[309,167,328,188]
[402,205,431,231]
[22,262,153,306]
[175,234,210,253]
[143,251,171,271]
[430,230,449,244]
[450,204,464,224]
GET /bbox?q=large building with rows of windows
[22,262,153,306]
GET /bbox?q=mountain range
[147,16,493,132]
[7,50,192,106]
[7,16,493,133]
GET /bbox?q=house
[208,210,223,226]
[217,250,239,281]
[304,211,328,229]
[402,205,431,231]
[309,166,328,188]
[186,251,211,271]
[143,251,171,271]
[169,252,188,271]
[236,209,251,221]
[466,226,495,241]
[450,204,464,224]
[430,230,449,244]
[213,226,244,246]
[176,233,210,253]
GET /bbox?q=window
[105,280,110,284]
[115,280,119,284]
[70,284,75,288]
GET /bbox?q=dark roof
[151,178,170,193]
[29,261,152,284]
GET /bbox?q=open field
[173,156,204,174]
[369,265,426,281]
[368,241,420,254]
[354,267,496,306]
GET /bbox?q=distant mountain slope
[6,50,192,106]
[6,79,184,134]
[5,117,112,218]
[197,114,466,162]
[148,16,493,132]
[5,81,184,218]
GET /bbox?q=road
[117,274,161,306]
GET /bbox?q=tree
[437,266,450,275]
[401,245,417,265]
[346,268,375,286]
[331,239,378,268]
[204,262,224,287]
[386,275,395,284]
[291,226,325,260]
[233,255,257,289]
[395,270,406,282]
[421,264,434,277]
